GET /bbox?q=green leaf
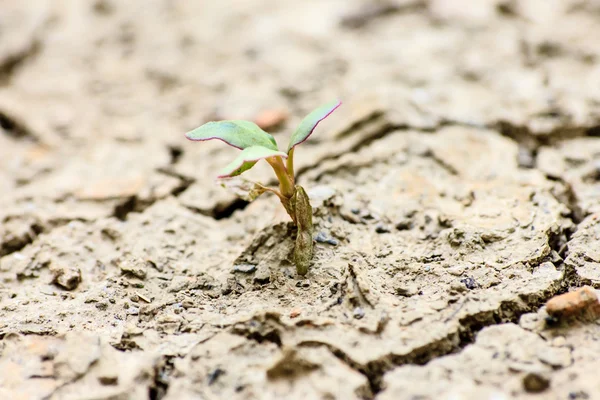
[287,100,341,153]
[185,120,278,151]
[218,146,287,178]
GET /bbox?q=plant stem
[253,181,285,201]
[267,156,295,199]
[292,185,313,275]
[286,148,295,184]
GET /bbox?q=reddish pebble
[289,309,301,318]
[254,109,288,130]
[546,286,600,321]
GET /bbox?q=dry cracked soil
[1,1,600,399]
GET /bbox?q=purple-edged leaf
[217,145,287,178]
[185,120,278,151]
[287,100,341,153]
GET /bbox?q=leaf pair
[185,100,341,178]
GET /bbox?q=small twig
[135,291,151,303]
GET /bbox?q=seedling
[185,100,341,275]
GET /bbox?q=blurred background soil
[1,1,600,399]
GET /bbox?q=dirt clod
[50,262,82,290]
[523,372,551,393]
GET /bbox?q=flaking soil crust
[2,1,600,399]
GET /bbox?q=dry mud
[1,1,600,399]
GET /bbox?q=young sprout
[185,100,341,275]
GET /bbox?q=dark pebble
[296,279,310,288]
[523,372,550,393]
[569,390,590,400]
[460,277,477,290]
[375,224,390,234]
[315,232,339,246]
[208,368,225,385]
[98,375,118,386]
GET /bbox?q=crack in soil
[296,116,491,183]
[148,356,175,400]
[494,120,600,169]
[167,145,183,165]
[347,260,375,309]
[1,106,594,398]
[546,175,585,225]
[299,279,569,399]
[40,337,102,400]
[0,220,44,258]
[297,340,375,399]
[0,215,98,259]
[303,213,577,399]
[0,171,193,260]
[182,115,599,238]
[229,312,285,347]
[340,0,427,29]
[0,39,40,86]
[0,107,39,141]
[111,169,194,221]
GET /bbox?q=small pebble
[127,307,139,316]
[296,280,310,288]
[98,375,118,386]
[395,219,412,231]
[353,307,365,319]
[460,277,477,290]
[523,372,550,393]
[568,390,590,400]
[233,264,257,273]
[119,258,147,280]
[290,308,302,318]
[208,367,225,385]
[546,286,600,321]
[315,232,339,246]
[375,224,390,234]
[50,263,82,291]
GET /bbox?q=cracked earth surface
[1,1,600,399]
